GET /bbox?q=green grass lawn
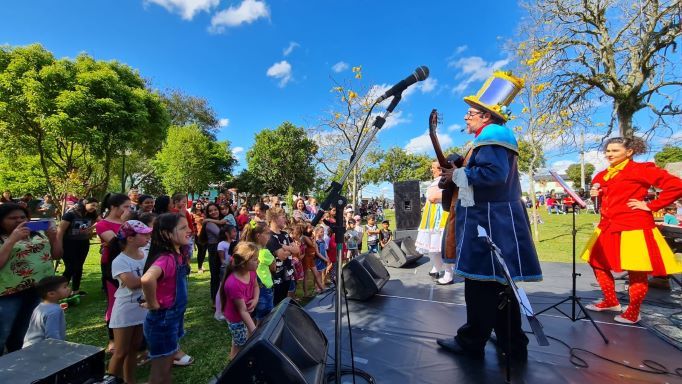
[63,207,598,383]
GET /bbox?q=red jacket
[593,161,682,232]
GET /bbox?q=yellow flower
[352,65,362,79]
[348,90,357,100]
[334,113,341,120]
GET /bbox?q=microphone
[375,66,430,103]
[592,183,601,212]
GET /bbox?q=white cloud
[145,0,219,20]
[331,61,349,73]
[448,56,510,94]
[583,150,609,173]
[447,123,462,132]
[266,60,292,87]
[232,146,244,156]
[454,45,468,54]
[405,130,453,154]
[218,118,230,128]
[283,41,299,56]
[550,160,575,174]
[382,110,410,130]
[210,0,269,33]
[419,77,437,93]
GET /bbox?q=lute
[428,109,458,260]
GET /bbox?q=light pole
[120,149,132,193]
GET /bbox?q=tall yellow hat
[463,71,524,122]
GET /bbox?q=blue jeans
[0,288,40,354]
[254,286,274,321]
[367,243,379,254]
[144,259,189,359]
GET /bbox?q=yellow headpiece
[463,71,524,122]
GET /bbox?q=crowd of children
[0,190,395,383]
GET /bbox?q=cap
[118,220,152,239]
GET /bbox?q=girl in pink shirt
[96,193,132,352]
[140,213,192,384]
[218,242,260,359]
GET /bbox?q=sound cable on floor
[525,331,682,378]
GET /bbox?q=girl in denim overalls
[141,213,192,384]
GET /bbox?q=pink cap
[118,220,153,239]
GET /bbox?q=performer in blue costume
[437,72,542,362]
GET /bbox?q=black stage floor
[304,258,682,383]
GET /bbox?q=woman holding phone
[0,203,62,354]
[57,198,100,296]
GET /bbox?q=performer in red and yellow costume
[582,137,682,324]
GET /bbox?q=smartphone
[25,220,51,232]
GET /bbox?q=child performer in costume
[416,161,452,284]
[582,137,682,324]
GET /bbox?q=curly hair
[603,136,647,156]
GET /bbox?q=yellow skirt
[418,201,448,231]
[581,226,682,276]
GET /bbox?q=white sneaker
[584,303,622,312]
[614,314,641,324]
[437,271,454,285]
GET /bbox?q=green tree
[654,145,682,169]
[246,122,318,195]
[161,89,220,138]
[566,163,595,187]
[0,151,51,195]
[154,125,236,194]
[364,147,432,184]
[517,139,546,174]
[0,44,169,198]
[230,169,265,205]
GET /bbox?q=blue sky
[1,1,676,197]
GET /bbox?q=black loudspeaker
[393,180,422,230]
[342,253,390,301]
[379,237,424,268]
[0,339,104,384]
[216,298,328,384]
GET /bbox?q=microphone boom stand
[312,95,402,384]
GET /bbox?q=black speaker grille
[393,180,422,230]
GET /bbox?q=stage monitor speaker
[379,237,424,268]
[342,253,390,301]
[393,180,422,231]
[0,339,104,384]
[216,298,328,384]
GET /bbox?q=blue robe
[449,124,542,284]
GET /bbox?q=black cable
[526,331,682,378]
[342,273,357,384]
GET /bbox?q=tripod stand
[477,225,548,383]
[536,202,609,344]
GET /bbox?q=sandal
[136,352,150,367]
[173,354,194,367]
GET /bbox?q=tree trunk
[615,101,635,138]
